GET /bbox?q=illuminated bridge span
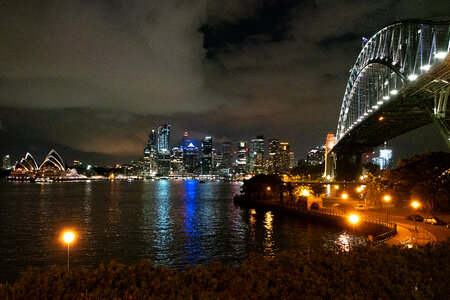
[334,19,450,154]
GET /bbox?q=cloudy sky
[0,0,449,165]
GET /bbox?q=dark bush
[1,241,449,299]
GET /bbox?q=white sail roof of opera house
[39,149,65,171]
[15,152,39,171]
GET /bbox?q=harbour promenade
[234,195,397,246]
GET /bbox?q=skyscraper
[279,142,291,173]
[236,141,249,174]
[372,142,393,170]
[157,124,171,176]
[184,141,197,174]
[2,155,11,170]
[268,139,280,173]
[144,129,158,177]
[221,142,232,170]
[250,135,265,174]
[170,147,184,174]
[201,136,213,174]
[158,125,170,153]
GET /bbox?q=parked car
[405,215,423,222]
[423,217,446,225]
[354,204,365,210]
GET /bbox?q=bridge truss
[335,20,450,151]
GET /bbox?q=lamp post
[383,195,391,222]
[411,201,420,246]
[349,214,359,248]
[63,231,75,270]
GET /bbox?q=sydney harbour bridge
[328,19,450,179]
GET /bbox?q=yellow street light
[62,230,75,270]
[334,185,339,190]
[301,189,310,196]
[349,214,359,225]
[411,201,420,246]
[348,214,359,246]
[266,186,271,191]
[341,193,348,200]
[384,195,391,222]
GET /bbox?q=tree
[363,174,389,208]
[383,152,450,212]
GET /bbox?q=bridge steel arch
[330,20,450,180]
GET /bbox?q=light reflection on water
[0,180,365,282]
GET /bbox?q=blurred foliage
[363,173,389,208]
[290,161,324,180]
[364,152,450,212]
[1,242,449,299]
[241,174,283,197]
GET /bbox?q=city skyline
[1,1,449,166]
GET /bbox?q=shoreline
[234,195,397,245]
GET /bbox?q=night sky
[1,0,449,165]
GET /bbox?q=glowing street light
[301,189,310,196]
[411,201,421,246]
[266,186,271,191]
[349,214,359,246]
[383,195,391,222]
[341,193,348,200]
[349,214,359,225]
[62,231,75,270]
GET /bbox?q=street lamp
[411,201,420,246]
[349,214,359,247]
[383,195,391,222]
[62,231,75,270]
[341,193,348,200]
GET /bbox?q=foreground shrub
[1,241,449,299]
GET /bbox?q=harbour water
[0,180,356,282]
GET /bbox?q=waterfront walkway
[331,201,450,246]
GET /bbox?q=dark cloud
[1,0,449,164]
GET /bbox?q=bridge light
[420,64,431,71]
[383,96,390,100]
[435,51,447,59]
[390,90,398,95]
[408,74,418,81]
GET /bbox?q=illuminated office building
[157,124,171,176]
[144,129,158,177]
[268,139,280,173]
[201,136,213,174]
[250,136,265,174]
[2,155,11,170]
[236,141,249,174]
[184,142,197,174]
[279,142,291,174]
[372,142,393,170]
[170,147,184,174]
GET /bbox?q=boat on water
[35,178,54,183]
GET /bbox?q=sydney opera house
[8,150,81,181]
